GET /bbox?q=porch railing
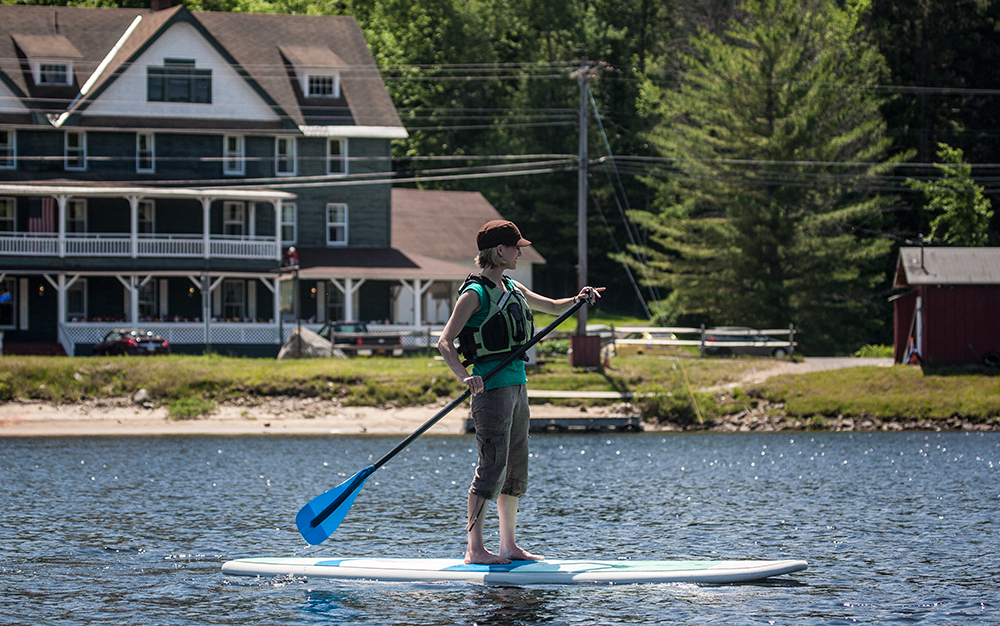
[0,233,60,255]
[0,232,278,260]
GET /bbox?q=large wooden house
[0,2,409,356]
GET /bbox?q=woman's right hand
[463,375,485,395]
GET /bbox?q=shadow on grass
[921,364,1000,377]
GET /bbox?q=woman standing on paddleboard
[438,219,603,565]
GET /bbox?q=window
[66,199,86,233]
[147,59,211,104]
[138,280,157,321]
[39,63,70,85]
[66,279,86,321]
[326,203,347,246]
[0,198,14,232]
[281,203,296,244]
[0,130,14,169]
[222,280,245,320]
[0,277,14,328]
[136,133,154,172]
[65,132,86,170]
[308,74,337,98]
[223,136,244,176]
[275,137,296,176]
[138,200,155,234]
[327,138,346,175]
[326,283,344,322]
[223,202,244,236]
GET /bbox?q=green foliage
[905,143,993,247]
[853,344,893,358]
[537,339,570,357]
[168,396,217,419]
[628,0,903,354]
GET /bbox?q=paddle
[296,297,590,545]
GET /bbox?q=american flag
[28,198,56,233]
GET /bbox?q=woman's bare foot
[465,548,512,565]
[499,546,544,562]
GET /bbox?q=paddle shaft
[371,298,587,471]
[308,298,588,529]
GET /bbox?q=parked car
[316,322,404,356]
[613,331,679,356]
[92,329,170,356]
[700,327,792,357]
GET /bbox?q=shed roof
[894,247,1000,288]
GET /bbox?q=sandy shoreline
[0,357,903,437]
[0,397,634,437]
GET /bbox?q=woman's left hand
[575,286,605,305]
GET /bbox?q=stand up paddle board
[221,557,807,585]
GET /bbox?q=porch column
[56,274,66,327]
[56,195,67,258]
[248,202,256,238]
[331,277,365,322]
[272,277,281,332]
[201,197,212,259]
[273,198,283,262]
[127,195,140,258]
[115,275,138,325]
[399,279,433,327]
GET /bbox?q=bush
[538,339,570,357]
[853,344,893,358]
[168,396,216,419]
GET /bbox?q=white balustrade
[65,233,131,256]
[0,234,59,255]
[1,232,276,260]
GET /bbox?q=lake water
[1,431,997,625]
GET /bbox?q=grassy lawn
[750,365,1000,421]
[1,353,998,424]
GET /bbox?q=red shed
[893,247,1000,366]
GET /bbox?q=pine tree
[630,0,905,353]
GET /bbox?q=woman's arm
[437,290,486,395]
[513,282,604,315]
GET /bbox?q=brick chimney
[151,0,173,11]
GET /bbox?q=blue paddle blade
[296,466,375,545]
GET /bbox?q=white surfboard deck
[221,557,808,585]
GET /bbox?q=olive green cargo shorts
[469,384,530,500]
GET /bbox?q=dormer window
[11,33,81,88]
[39,64,70,85]
[308,74,338,98]
[279,45,346,100]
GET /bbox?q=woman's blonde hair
[475,247,504,269]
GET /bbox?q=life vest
[456,274,534,367]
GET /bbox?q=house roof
[294,246,475,281]
[894,247,1000,287]
[390,188,546,267]
[11,34,83,59]
[292,189,546,282]
[0,4,404,135]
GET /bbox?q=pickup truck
[316,322,404,356]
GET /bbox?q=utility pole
[571,58,590,336]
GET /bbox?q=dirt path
[708,356,894,390]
